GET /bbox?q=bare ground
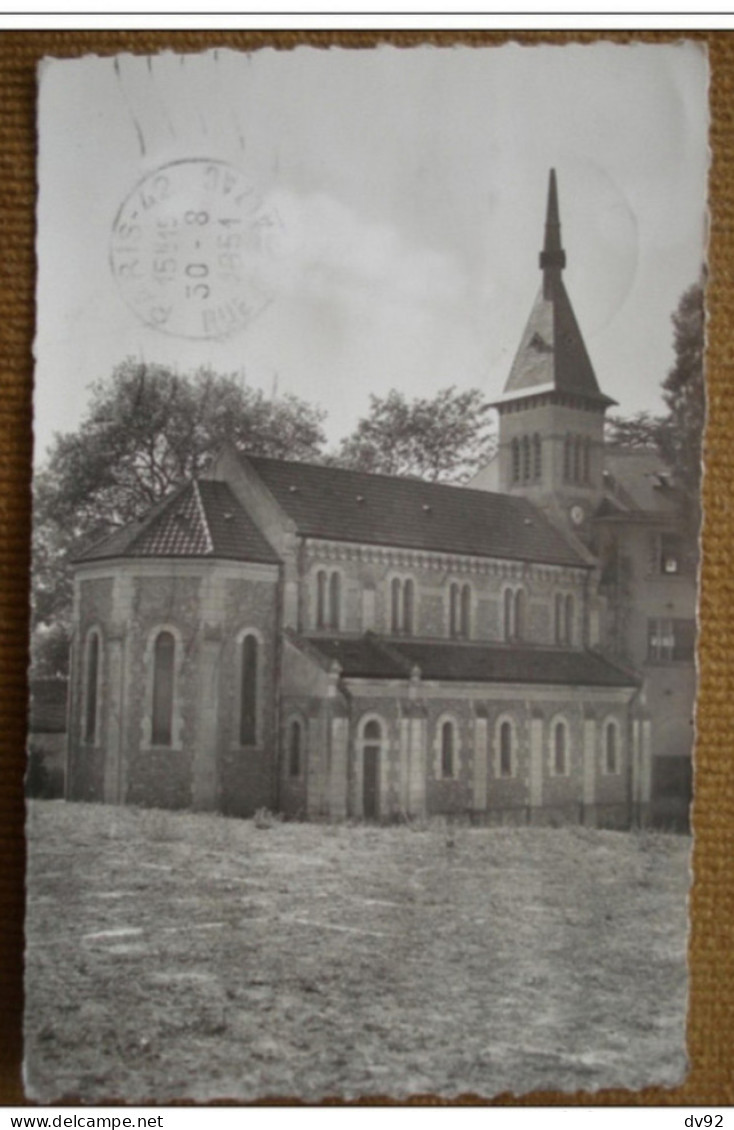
[24,801,689,1103]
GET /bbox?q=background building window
[441,720,455,778]
[152,630,175,746]
[239,634,258,746]
[84,631,100,744]
[647,618,695,662]
[565,594,574,645]
[450,582,460,638]
[659,533,684,575]
[522,435,531,482]
[554,593,564,644]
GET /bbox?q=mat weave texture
[0,28,731,1107]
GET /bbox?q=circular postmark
[110,158,278,340]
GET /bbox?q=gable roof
[246,454,587,568]
[494,170,615,410]
[77,480,279,565]
[301,633,638,688]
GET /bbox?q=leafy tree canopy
[334,386,496,484]
[31,361,326,675]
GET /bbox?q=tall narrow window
[583,439,591,484]
[460,583,471,639]
[573,436,582,484]
[84,632,99,743]
[240,634,258,746]
[316,570,327,629]
[605,721,618,774]
[522,435,531,482]
[514,589,525,641]
[554,593,564,645]
[449,582,461,638]
[504,588,513,641]
[533,433,542,481]
[152,630,175,746]
[329,571,341,631]
[565,594,574,645]
[511,438,520,484]
[499,720,513,777]
[289,719,302,777]
[563,435,571,482]
[391,577,401,634]
[554,720,567,775]
[403,579,414,635]
[441,721,455,778]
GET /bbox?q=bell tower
[492,170,616,539]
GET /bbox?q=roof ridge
[191,479,214,555]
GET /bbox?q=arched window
[84,630,100,743]
[391,577,401,634]
[553,720,568,776]
[441,720,455,778]
[316,570,327,629]
[239,633,258,746]
[511,438,521,484]
[460,583,471,639]
[449,582,461,638]
[583,438,591,484]
[499,720,513,777]
[522,435,531,482]
[329,571,341,631]
[565,594,574,646]
[504,588,513,641]
[533,433,542,481]
[554,593,564,645]
[514,589,525,641]
[573,436,582,484]
[361,717,383,819]
[288,719,302,777]
[403,578,415,635]
[605,720,619,774]
[152,630,175,746]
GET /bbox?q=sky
[35,43,709,463]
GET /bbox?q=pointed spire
[539,169,566,297]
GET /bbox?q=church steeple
[539,168,566,297]
[490,169,616,534]
[495,168,615,410]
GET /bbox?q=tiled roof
[302,633,638,688]
[247,456,586,568]
[29,678,68,733]
[599,449,682,517]
[77,481,279,565]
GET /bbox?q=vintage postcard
[26,44,708,1102]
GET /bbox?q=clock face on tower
[570,504,585,527]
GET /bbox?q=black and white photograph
[25,42,708,1103]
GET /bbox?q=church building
[65,172,696,827]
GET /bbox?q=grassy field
[24,801,689,1103]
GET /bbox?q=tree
[31,360,327,675]
[335,386,496,484]
[659,280,705,505]
[605,410,670,450]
